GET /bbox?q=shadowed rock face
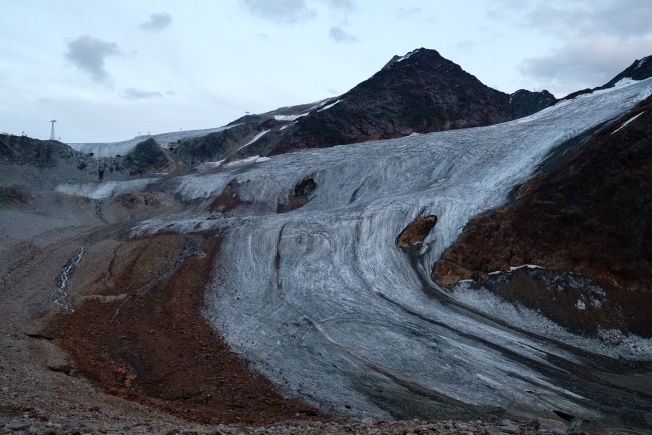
[175,48,557,163]
[120,138,170,176]
[432,95,652,337]
[396,215,437,249]
[603,55,652,87]
[0,135,76,168]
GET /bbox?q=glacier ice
[69,78,652,423]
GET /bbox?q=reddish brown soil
[46,233,323,425]
[396,215,437,249]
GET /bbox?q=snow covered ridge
[67,125,233,159]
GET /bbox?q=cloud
[329,26,356,43]
[487,1,652,95]
[139,12,173,32]
[324,0,354,11]
[65,36,121,83]
[124,88,165,100]
[240,0,315,24]
[490,0,652,39]
[519,36,652,94]
[455,40,476,53]
[398,7,422,18]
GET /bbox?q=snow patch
[635,58,647,70]
[614,77,638,88]
[611,111,645,134]
[236,130,270,151]
[317,99,341,112]
[224,155,270,167]
[396,49,418,63]
[274,113,308,121]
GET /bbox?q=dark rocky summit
[120,137,170,176]
[432,93,652,337]
[0,134,76,168]
[603,55,652,88]
[174,48,557,164]
[562,54,652,100]
[0,134,173,182]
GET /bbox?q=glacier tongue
[128,79,652,421]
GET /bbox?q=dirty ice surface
[70,78,652,427]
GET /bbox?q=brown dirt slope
[46,232,322,425]
[433,95,652,337]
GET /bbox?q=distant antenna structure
[50,120,57,140]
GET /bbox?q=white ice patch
[635,58,647,70]
[235,130,270,151]
[611,111,645,134]
[274,113,308,121]
[614,77,638,88]
[396,49,417,63]
[509,264,543,271]
[196,159,226,171]
[55,179,153,199]
[317,99,341,112]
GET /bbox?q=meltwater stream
[121,80,652,426]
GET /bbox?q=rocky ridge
[174,48,557,165]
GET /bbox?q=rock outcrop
[603,55,652,87]
[120,138,170,176]
[0,134,76,168]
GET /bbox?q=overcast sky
[2,0,651,143]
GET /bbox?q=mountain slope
[3,51,652,432]
[433,78,652,337]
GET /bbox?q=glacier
[64,78,652,424]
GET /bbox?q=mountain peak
[380,48,451,71]
[603,54,652,88]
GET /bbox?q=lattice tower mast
[50,120,57,140]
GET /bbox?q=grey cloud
[519,36,652,93]
[324,0,354,11]
[124,88,164,100]
[329,26,356,43]
[65,36,120,83]
[490,0,652,39]
[240,0,315,24]
[455,40,476,53]
[139,12,173,32]
[398,7,422,18]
